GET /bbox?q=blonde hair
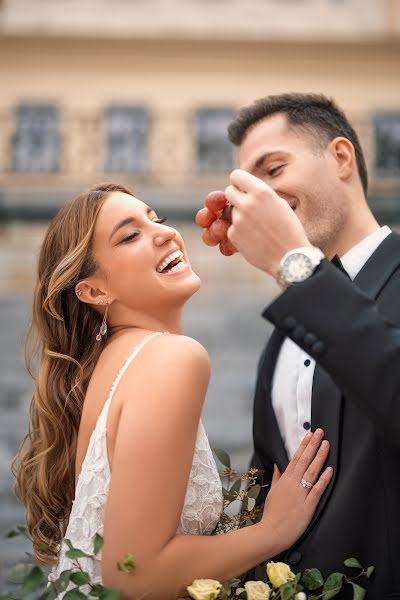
[13,183,134,564]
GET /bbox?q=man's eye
[152,216,167,224]
[268,165,284,177]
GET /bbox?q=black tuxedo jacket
[251,232,400,599]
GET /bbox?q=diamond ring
[301,478,314,489]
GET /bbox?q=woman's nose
[153,222,177,245]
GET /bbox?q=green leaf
[93,534,104,556]
[56,569,72,592]
[63,589,87,600]
[247,485,261,500]
[255,563,268,583]
[344,558,363,569]
[365,566,375,579]
[21,565,45,595]
[349,582,366,600]
[66,549,91,559]
[229,478,242,497]
[116,553,135,574]
[322,572,344,599]
[0,593,14,600]
[280,581,297,600]
[213,448,231,469]
[302,568,324,590]
[89,584,104,597]
[39,588,58,600]
[99,590,121,600]
[8,562,34,584]
[70,571,91,586]
[247,497,256,511]
[5,529,20,539]
[241,495,248,510]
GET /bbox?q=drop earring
[96,301,108,342]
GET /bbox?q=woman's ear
[328,136,356,184]
[75,281,109,306]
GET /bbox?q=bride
[13,183,333,599]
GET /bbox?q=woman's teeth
[157,250,185,273]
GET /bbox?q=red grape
[195,207,216,229]
[205,190,227,215]
[209,218,230,242]
[202,228,219,247]
[222,204,233,223]
[219,237,237,256]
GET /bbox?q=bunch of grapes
[195,191,237,256]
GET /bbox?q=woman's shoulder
[100,330,210,376]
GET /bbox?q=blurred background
[0,0,400,583]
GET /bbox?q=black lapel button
[304,332,317,346]
[293,325,306,341]
[303,421,311,430]
[311,341,325,356]
[283,316,297,331]
[285,550,302,565]
[304,359,311,367]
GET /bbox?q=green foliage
[116,553,135,574]
[302,568,324,590]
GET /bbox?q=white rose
[187,579,222,600]
[294,593,307,600]
[266,562,295,588]
[244,580,271,600]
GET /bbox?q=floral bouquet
[181,449,374,600]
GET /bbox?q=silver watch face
[282,252,313,283]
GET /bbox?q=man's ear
[328,136,356,183]
[74,280,110,306]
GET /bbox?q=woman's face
[90,192,201,313]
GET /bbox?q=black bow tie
[331,254,350,278]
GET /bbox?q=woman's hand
[260,429,333,554]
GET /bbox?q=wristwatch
[276,246,324,289]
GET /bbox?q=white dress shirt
[271,226,392,459]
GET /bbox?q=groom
[222,93,400,598]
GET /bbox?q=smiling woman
[12,182,333,600]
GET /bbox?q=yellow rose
[187,579,222,600]
[266,562,295,588]
[244,580,271,600]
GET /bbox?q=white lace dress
[48,332,223,593]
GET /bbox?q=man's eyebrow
[109,206,153,241]
[253,150,290,171]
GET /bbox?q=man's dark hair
[228,93,368,194]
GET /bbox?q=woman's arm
[102,334,331,599]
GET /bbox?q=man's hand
[225,169,311,277]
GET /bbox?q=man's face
[238,113,349,251]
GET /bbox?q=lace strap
[95,331,166,431]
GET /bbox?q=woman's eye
[152,216,167,224]
[120,232,140,243]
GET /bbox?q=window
[104,106,148,173]
[374,113,400,177]
[12,104,59,173]
[195,108,234,175]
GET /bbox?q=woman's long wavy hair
[12,183,134,565]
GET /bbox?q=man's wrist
[276,246,324,290]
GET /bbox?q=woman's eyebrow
[109,206,153,241]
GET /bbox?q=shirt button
[304,359,311,367]
[303,421,311,430]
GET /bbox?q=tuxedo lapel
[303,232,400,538]
[353,232,400,298]
[255,328,289,473]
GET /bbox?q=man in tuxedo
[224,93,400,598]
